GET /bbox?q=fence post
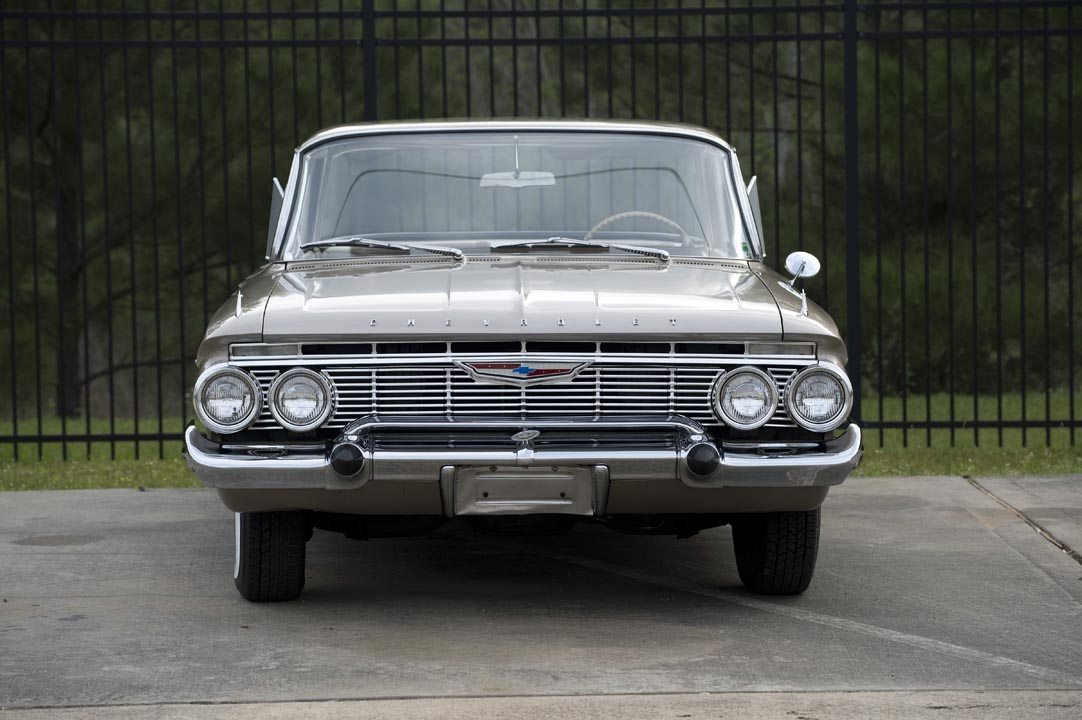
[363,0,378,120]
[844,0,862,423]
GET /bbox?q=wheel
[731,508,820,595]
[233,511,311,602]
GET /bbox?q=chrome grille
[248,362,800,430]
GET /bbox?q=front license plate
[451,465,596,516]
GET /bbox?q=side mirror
[784,251,821,284]
[746,175,765,249]
[265,177,285,260]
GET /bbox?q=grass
[0,393,1079,490]
[0,458,198,491]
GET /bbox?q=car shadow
[293,519,752,613]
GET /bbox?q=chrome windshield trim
[296,119,737,155]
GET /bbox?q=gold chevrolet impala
[184,120,862,602]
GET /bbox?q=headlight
[269,368,334,432]
[714,367,778,430]
[786,364,853,432]
[193,368,261,434]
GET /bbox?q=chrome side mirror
[265,177,285,261]
[784,251,821,286]
[779,251,820,318]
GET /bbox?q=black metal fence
[0,1,1079,461]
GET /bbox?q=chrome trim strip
[228,340,818,359]
[183,421,863,493]
[296,119,737,155]
[227,353,819,368]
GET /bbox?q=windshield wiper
[491,237,670,263]
[300,236,465,261]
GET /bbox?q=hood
[259,257,784,340]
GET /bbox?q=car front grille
[244,361,801,430]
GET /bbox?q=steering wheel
[583,210,689,245]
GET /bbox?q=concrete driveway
[1,476,1080,718]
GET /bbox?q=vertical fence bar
[969,4,977,447]
[647,1,656,120]
[725,0,732,139]
[560,0,567,117]
[1018,7,1026,447]
[195,1,209,331]
[465,0,472,115]
[898,4,907,447]
[25,9,43,460]
[487,0,494,116]
[49,4,68,460]
[146,1,164,458]
[75,32,92,459]
[289,0,299,143]
[771,0,779,262]
[1069,1,1076,447]
[582,1,589,118]
[122,1,140,459]
[96,6,116,459]
[171,3,187,439]
[994,3,1003,447]
[843,0,860,423]
[874,6,883,446]
[747,6,755,176]
[946,5,954,447]
[267,3,276,173]
[1,35,17,461]
[1041,4,1050,446]
[818,1,827,314]
[700,0,707,126]
[220,2,232,292]
[921,6,930,446]
[315,0,323,126]
[796,1,803,255]
[606,0,613,117]
[535,1,542,116]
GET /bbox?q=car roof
[295,118,736,154]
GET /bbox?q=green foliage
[1,2,1080,453]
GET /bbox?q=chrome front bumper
[183,415,862,492]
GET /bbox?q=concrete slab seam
[966,478,1082,566]
[525,548,1082,689]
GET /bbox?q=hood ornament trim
[456,360,591,387]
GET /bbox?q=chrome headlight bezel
[193,366,262,435]
[268,368,335,432]
[713,366,779,430]
[784,363,853,432]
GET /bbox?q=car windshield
[282,131,754,260]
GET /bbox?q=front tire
[233,511,311,602]
[732,508,820,595]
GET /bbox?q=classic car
[183,119,862,602]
